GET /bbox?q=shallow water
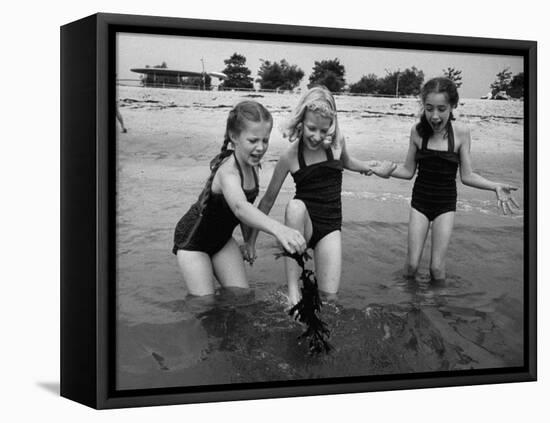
[115,87,524,390]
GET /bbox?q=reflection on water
[117,271,523,390]
[116,220,524,390]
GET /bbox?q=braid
[416,113,432,140]
[197,137,233,215]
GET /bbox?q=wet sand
[115,86,524,389]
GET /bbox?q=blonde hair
[282,86,343,147]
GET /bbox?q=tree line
[152,54,524,99]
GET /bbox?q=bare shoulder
[452,121,471,150]
[286,140,300,156]
[452,121,471,137]
[212,155,239,190]
[278,142,299,171]
[217,154,238,175]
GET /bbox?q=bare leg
[116,107,127,133]
[404,208,430,280]
[176,250,216,296]
[313,230,342,296]
[429,211,455,282]
[212,238,249,290]
[284,199,313,306]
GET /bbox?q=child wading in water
[246,86,395,305]
[172,101,306,296]
[388,77,519,282]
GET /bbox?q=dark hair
[196,101,273,213]
[416,77,459,139]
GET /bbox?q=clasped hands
[361,160,397,178]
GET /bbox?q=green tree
[443,67,463,88]
[398,67,425,96]
[219,53,254,90]
[308,58,346,92]
[349,74,380,94]
[507,72,524,98]
[256,59,304,91]
[378,67,424,96]
[490,67,513,97]
[378,71,397,96]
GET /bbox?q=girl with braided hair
[173,101,306,296]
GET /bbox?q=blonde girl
[246,86,395,304]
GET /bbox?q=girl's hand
[360,160,380,176]
[372,161,397,178]
[240,242,257,266]
[495,184,520,214]
[275,225,306,255]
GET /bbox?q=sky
[117,32,524,99]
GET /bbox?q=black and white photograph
[9,0,548,420]
[114,29,527,391]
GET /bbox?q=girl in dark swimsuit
[389,77,519,282]
[173,101,306,296]
[246,86,395,305]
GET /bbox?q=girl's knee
[285,199,306,223]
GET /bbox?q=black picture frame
[60,12,537,409]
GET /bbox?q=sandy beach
[115,86,524,389]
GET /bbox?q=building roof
[130,68,226,79]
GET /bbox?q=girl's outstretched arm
[390,126,419,180]
[458,125,519,214]
[219,165,305,254]
[340,137,395,177]
[246,153,292,248]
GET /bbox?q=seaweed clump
[275,251,332,355]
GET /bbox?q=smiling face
[230,119,272,167]
[423,92,454,133]
[301,110,332,151]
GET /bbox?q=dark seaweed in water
[275,251,332,355]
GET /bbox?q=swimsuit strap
[298,139,333,168]
[252,163,259,189]
[233,151,259,190]
[298,139,307,169]
[232,152,246,189]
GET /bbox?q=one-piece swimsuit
[172,153,259,256]
[291,140,343,249]
[411,123,460,222]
